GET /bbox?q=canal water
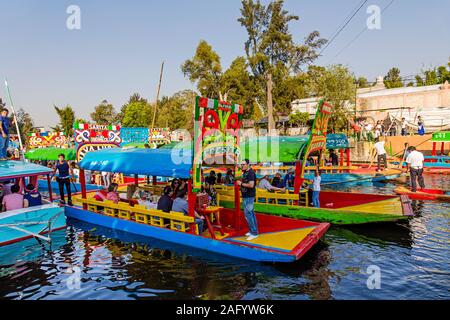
[0,175,448,300]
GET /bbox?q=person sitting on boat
[23,183,43,208]
[106,183,120,204]
[328,149,339,166]
[405,146,425,192]
[170,179,181,200]
[172,190,204,234]
[271,172,283,188]
[157,186,173,213]
[258,175,285,192]
[205,171,217,186]
[401,118,408,136]
[311,171,321,208]
[223,168,234,185]
[372,137,388,172]
[1,184,23,212]
[138,192,156,210]
[216,173,223,185]
[282,169,295,188]
[93,188,108,201]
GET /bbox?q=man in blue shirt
[282,169,295,188]
[0,108,14,160]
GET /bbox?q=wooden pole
[151,61,165,130]
[47,174,53,202]
[4,79,24,156]
[79,169,87,210]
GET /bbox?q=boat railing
[216,187,309,207]
[74,198,198,234]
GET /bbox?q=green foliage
[356,77,370,88]
[238,0,326,124]
[10,108,34,147]
[121,98,152,128]
[415,61,450,87]
[181,41,223,98]
[155,90,196,131]
[308,64,356,132]
[383,67,403,88]
[91,100,118,125]
[54,105,76,138]
[289,111,310,126]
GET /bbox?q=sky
[0,0,449,129]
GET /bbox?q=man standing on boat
[237,159,258,241]
[405,146,425,192]
[0,108,14,160]
[53,153,73,206]
[372,137,388,172]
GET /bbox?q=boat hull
[0,204,66,246]
[217,191,413,225]
[65,206,329,263]
[394,187,450,201]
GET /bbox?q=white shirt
[401,121,407,129]
[258,178,273,191]
[312,176,321,191]
[373,141,386,156]
[406,150,424,169]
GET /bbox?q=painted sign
[27,132,68,149]
[299,100,333,177]
[432,131,450,142]
[192,96,243,191]
[74,123,121,161]
[121,127,150,147]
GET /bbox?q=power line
[318,0,369,57]
[329,0,396,63]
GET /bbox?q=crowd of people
[355,116,427,142]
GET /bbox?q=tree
[121,95,152,127]
[356,76,370,88]
[0,97,5,109]
[308,65,355,132]
[54,105,76,137]
[10,109,34,148]
[156,90,196,131]
[238,0,326,131]
[415,75,425,87]
[91,100,118,125]
[289,111,310,127]
[181,41,223,98]
[384,67,403,88]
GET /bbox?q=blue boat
[67,148,330,263]
[0,161,66,246]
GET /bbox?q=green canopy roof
[25,147,76,161]
[158,135,349,163]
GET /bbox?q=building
[291,77,450,132]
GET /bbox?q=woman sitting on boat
[258,175,286,192]
[23,183,43,208]
[106,183,120,204]
[1,184,23,212]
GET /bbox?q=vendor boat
[0,161,66,246]
[394,186,450,201]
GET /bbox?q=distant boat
[0,161,66,246]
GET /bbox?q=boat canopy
[0,161,53,180]
[79,148,192,178]
[25,147,76,161]
[158,135,349,164]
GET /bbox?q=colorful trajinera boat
[0,161,66,246]
[394,186,450,201]
[65,97,329,263]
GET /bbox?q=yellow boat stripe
[227,227,316,252]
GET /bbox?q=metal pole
[151,61,165,130]
[4,78,24,156]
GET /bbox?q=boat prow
[394,186,450,201]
